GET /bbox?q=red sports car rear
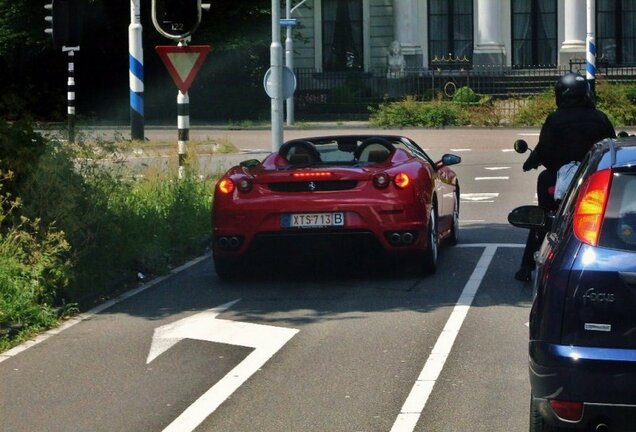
[212,135,460,279]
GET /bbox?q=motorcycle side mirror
[513,139,529,154]
[508,205,552,231]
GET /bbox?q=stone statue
[387,40,407,78]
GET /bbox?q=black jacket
[524,104,616,172]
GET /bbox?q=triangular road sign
[156,45,211,93]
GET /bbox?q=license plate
[281,212,345,228]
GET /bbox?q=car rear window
[599,172,636,252]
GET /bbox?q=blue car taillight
[573,168,612,246]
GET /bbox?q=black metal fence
[294,61,636,119]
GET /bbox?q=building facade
[291,0,636,72]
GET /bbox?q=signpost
[586,0,597,96]
[129,0,144,141]
[156,44,211,179]
[270,0,284,152]
[152,0,210,179]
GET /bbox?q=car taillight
[394,172,410,189]
[218,178,235,194]
[373,172,390,189]
[549,399,583,422]
[573,168,611,246]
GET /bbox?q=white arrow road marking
[148,299,299,432]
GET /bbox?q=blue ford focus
[509,137,636,432]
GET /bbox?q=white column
[560,0,586,65]
[473,0,505,66]
[393,0,422,56]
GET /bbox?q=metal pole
[66,49,76,144]
[177,39,189,180]
[271,0,284,151]
[285,0,294,125]
[586,0,596,96]
[129,0,144,141]
[177,90,189,179]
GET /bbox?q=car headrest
[367,149,390,163]
[288,153,313,165]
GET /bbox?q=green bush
[0,119,47,196]
[0,174,73,351]
[452,86,480,104]
[511,90,555,126]
[370,97,465,127]
[19,141,213,304]
[595,80,636,127]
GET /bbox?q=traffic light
[152,0,202,40]
[44,0,83,48]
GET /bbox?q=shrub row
[0,121,214,351]
[369,82,636,128]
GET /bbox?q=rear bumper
[530,341,636,429]
[533,396,636,431]
[212,201,429,258]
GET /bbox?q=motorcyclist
[514,72,616,282]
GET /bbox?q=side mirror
[239,159,261,168]
[508,205,551,230]
[513,139,529,154]
[437,153,461,167]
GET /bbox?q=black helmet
[555,72,593,108]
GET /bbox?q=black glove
[523,159,533,172]
[523,153,539,172]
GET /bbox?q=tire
[448,191,460,246]
[422,205,438,275]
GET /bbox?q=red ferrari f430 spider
[212,135,461,279]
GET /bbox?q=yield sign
[156,45,211,93]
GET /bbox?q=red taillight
[218,178,235,194]
[549,399,583,422]
[573,169,611,246]
[373,172,390,189]
[394,173,410,189]
[292,172,332,178]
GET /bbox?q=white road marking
[390,243,524,432]
[450,148,472,152]
[518,133,540,136]
[156,300,299,432]
[501,148,515,152]
[460,193,499,201]
[484,166,510,171]
[390,245,498,432]
[475,176,509,181]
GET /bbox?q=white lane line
[390,245,499,432]
[450,148,472,152]
[501,149,515,152]
[460,193,499,201]
[475,176,509,181]
[484,166,510,171]
[518,133,540,136]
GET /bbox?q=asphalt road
[1,128,549,432]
